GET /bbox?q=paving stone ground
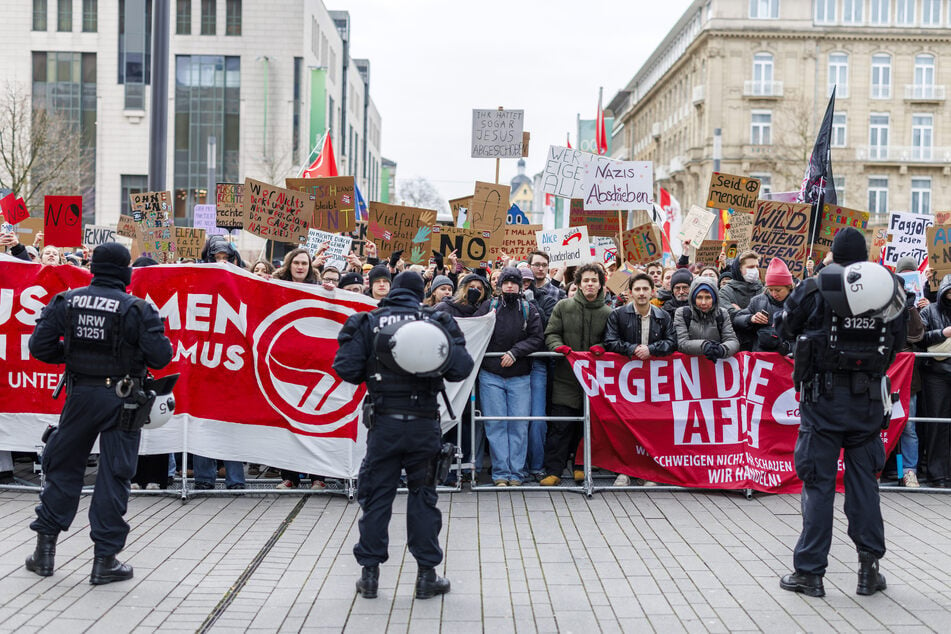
[1,476,950,633]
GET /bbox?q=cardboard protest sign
[242,178,311,244]
[83,225,117,248]
[620,222,664,266]
[568,198,619,237]
[0,193,30,224]
[536,226,593,267]
[692,240,737,266]
[43,196,83,247]
[469,181,509,234]
[499,223,542,262]
[366,202,428,264]
[812,204,869,263]
[925,225,951,290]
[606,262,638,296]
[215,183,244,230]
[678,205,716,246]
[173,227,206,260]
[706,172,761,213]
[899,270,925,302]
[729,211,755,252]
[130,190,171,223]
[448,196,472,227]
[583,158,653,211]
[431,225,494,268]
[193,204,235,237]
[286,176,356,233]
[344,221,367,258]
[591,236,618,265]
[116,214,138,238]
[305,228,353,271]
[936,211,951,225]
[751,201,812,278]
[471,109,524,158]
[129,191,177,263]
[11,217,43,244]
[542,145,596,199]
[870,226,889,263]
[883,211,932,268]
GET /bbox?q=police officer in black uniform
[776,227,907,598]
[26,243,173,584]
[333,271,474,600]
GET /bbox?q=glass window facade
[121,175,149,216]
[201,0,216,35]
[82,0,97,32]
[751,110,771,145]
[832,113,847,147]
[118,0,152,110]
[868,177,888,216]
[33,0,47,30]
[870,53,891,98]
[911,178,931,214]
[57,0,72,31]
[293,57,302,164]
[177,0,191,34]
[226,0,241,35]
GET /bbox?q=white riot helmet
[819,262,906,323]
[142,374,179,430]
[375,318,452,378]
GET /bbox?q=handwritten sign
[606,262,638,296]
[925,226,951,290]
[883,211,933,268]
[129,190,171,224]
[43,196,83,247]
[568,198,619,237]
[729,211,755,252]
[431,225,494,268]
[83,225,118,248]
[0,193,30,225]
[535,226,593,267]
[678,205,716,246]
[591,236,618,265]
[812,204,870,263]
[193,204,235,237]
[707,172,761,213]
[367,202,428,263]
[173,227,206,260]
[542,145,596,199]
[468,181,509,236]
[751,201,812,278]
[215,183,244,230]
[471,109,524,158]
[117,214,138,239]
[286,176,356,233]
[304,228,353,271]
[692,240,738,265]
[448,196,472,227]
[500,223,542,262]
[344,221,367,258]
[583,158,653,211]
[242,178,311,243]
[620,222,663,266]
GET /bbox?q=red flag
[566,132,572,150]
[302,133,338,178]
[595,89,608,156]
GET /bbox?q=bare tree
[397,177,448,214]
[0,82,89,213]
[258,147,296,186]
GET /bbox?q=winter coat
[473,294,544,377]
[661,296,689,320]
[603,304,676,358]
[919,274,951,375]
[675,277,741,357]
[545,288,613,409]
[718,257,763,316]
[733,292,792,353]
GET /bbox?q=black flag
[800,87,837,254]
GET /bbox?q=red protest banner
[43,196,83,247]
[1,193,30,224]
[570,351,913,493]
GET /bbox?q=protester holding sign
[918,273,951,488]
[733,258,795,354]
[674,276,740,362]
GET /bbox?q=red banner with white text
[570,351,913,493]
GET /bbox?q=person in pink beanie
[733,258,795,353]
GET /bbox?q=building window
[176,0,191,34]
[896,0,914,24]
[174,55,241,222]
[842,0,863,23]
[869,0,889,24]
[912,114,934,160]
[834,176,846,205]
[292,57,302,164]
[921,0,941,25]
[832,113,847,147]
[749,0,779,19]
[118,0,152,110]
[33,0,47,30]
[870,53,891,98]
[200,0,215,35]
[751,173,772,196]
[868,177,888,215]
[82,0,97,31]
[814,0,835,23]
[914,54,936,98]
[828,52,849,98]
[751,110,771,145]
[911,178,931,214]
[226,0,241,35]
[751,52,774,94]
[869,113,889,159]
[120,175,148,216]
[57,0,72,31]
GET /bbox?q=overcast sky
[343,0,696,200]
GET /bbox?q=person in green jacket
[540,263,613,486]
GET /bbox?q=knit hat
[520,267,534,282]
[391,271,425,301]
[459,272,488,292]
[91,243,131,283]
[338,271,363,289]
[895,256,918,274]
[429,274,454,295]
[132,256,159,268]
[831,227,868,264]
[367,264,391,286]
[498,266,523,287]
[670,268,693,289]
[764,258,793,286]
[718,270,733,285]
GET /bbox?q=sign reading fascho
[583,158,653,211]
[471,109,524,158]
[241,178,311,243]
[286,176,356,233]
[706,172,761,213]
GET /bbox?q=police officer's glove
[589,345,606,357]
[554,345,572,355]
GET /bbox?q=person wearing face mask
[719,251,763,349]
[473,267,544,486]
[434,272,490,318]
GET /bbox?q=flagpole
[495,106,503,184]
[617,209,626,264]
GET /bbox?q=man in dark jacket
[719,250,762,316]
[662,268,693,318]
[604,273,676,360]
[918,272,951,487]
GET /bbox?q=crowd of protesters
[1,224,947,491]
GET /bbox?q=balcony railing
[855,145,951,162]
[904,84,946,101]
[743,80,784,97]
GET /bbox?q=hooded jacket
[674,277,740,357]
[473,292,544,377]
[734,291,792,353]
[920,274,951,374]
[545,288,613,409]
[718,256,763,316]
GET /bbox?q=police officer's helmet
[142,373,178,430]
[820,262,906,323]
[375,318,453,378]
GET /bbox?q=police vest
[62,288,148,378]
[366,307,447,403]
[816,271,893,376]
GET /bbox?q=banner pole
[617,210,625,264]
[495,106,503,184]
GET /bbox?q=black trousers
[354,415,443,569]
[792,388,886,576]
[31,385,140,557]
[919,372,951,483]
[543,404,583,477]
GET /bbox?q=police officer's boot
[355,565,379,599]
[24,533,57,577]
[857,551,887,596]
[89,554,134,585]
[779,571,825,597]
[415,567,450,599]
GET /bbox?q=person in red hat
[734,258,795,353]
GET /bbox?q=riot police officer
[333,271,474,600]
[26,243,173,584]
[777,227,907,598]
